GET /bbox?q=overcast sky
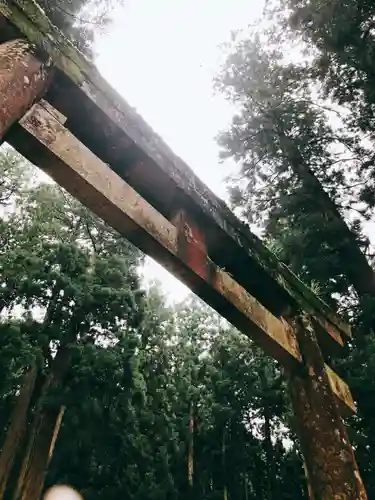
[94,0,265,300]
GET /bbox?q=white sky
[95,0,265,300]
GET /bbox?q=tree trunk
[0,289,59,499]
[12,405,64,500]
[303,460,314,500]
[187,401,194,499]
[244,473,249,500]
[47,405,65,466]
[0,367,37,499]
[222,425,228,500]
[260,369,276,500]
[223,485,228,500]
[284,139,375,302]
[12,344,70,500]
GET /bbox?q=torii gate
[0,1,368,497]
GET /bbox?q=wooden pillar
[0,39,51,140]
[288,314,367,499]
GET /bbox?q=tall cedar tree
[216,22,375,496]
[215,33,375,330]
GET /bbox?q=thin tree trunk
[0,367,37,499]
[47,405,65,466]
[188,401,194,499]
[260,369,275,500]
[303,460,314,500]
[12,344,71,500]
[223,485,228,500]
[244,473,249,500]
[222,425,228,500]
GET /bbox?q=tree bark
[12,405,64,500]
[0,367,37,500]
[12,344,71,500]
[47,405,66,466]
[303,460,315,500]
[0,286,59,499]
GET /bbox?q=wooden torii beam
[0,1,368,498]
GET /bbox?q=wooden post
[0,39,51,140]
[288,314,367,499]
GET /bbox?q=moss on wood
[0,0,89,84]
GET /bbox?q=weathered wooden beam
[0,0,351,344]
[10,100,355,414]
[0,38,51,140]
[288,315,367,499]
[16,101,301,368]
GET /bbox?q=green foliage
[216,28,375,309]
[1,155,304,499]
[216,4,375,495]
[287,0,375,134]
[43,295,304,500]
[0,148,32,207]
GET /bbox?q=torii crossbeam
[0,1,368,497]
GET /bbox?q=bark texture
[13,345,70,500]
[0,367,37,499]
